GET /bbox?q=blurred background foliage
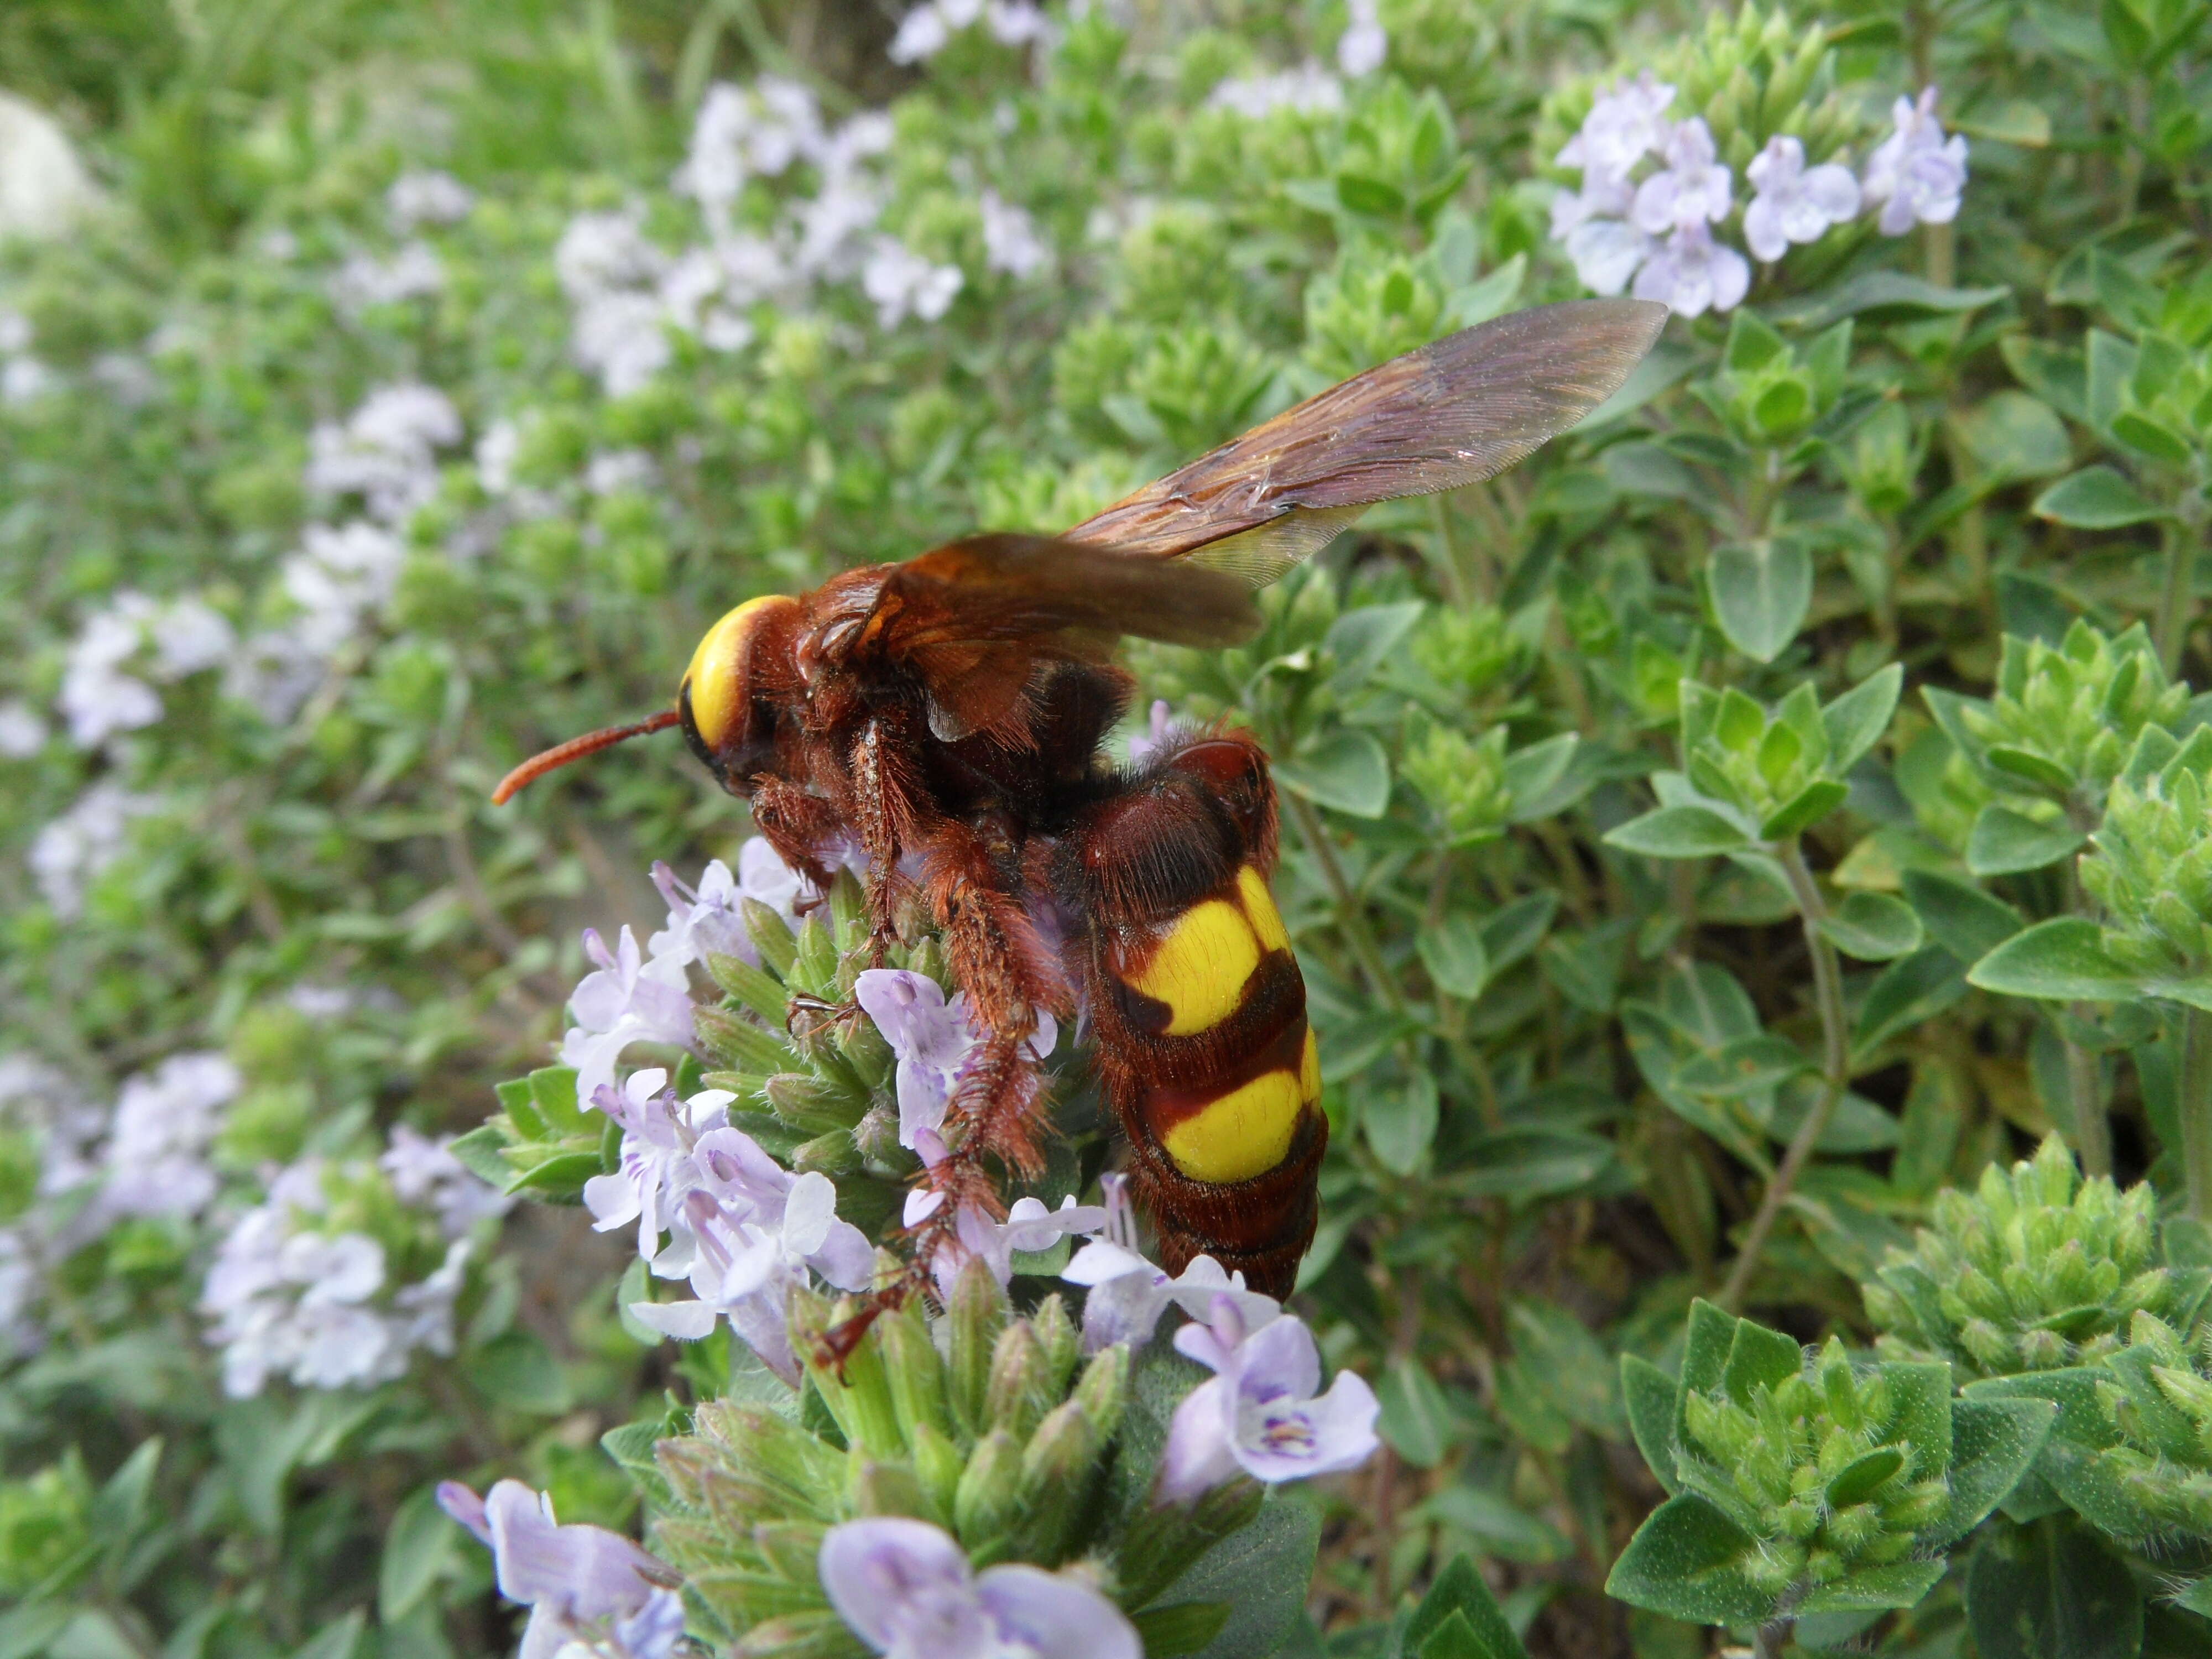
[3,0,2212,1654]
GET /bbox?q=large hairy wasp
[495,299,1665,1298]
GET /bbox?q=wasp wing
[855,533,1262,740]
[1063,298,1667,586]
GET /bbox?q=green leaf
[1604,806,1750,859]
[1928,1397,2058,1547]
[1851,948,1969,1056]
[1133,1603,1234,1657]
[1825,1447,1906,1507]
[290,1611,366,1659]
[1449,1128,1615,1200]
[1952,98,2052,146]
[1966,805,2085,877]
[1966,1517,2143,1659]
[1406,1554,1528,1659]
[1622,1355,1682,1496]
[378,1484,458,1623]
[1420,1485,1573,1566]
[88,1438,160,1550]
[1771,272,2010,329]
[1278,729,1391,818]
[1364,1071,1438,1176]
[0,1605,72,1659]
[1376,1357,1457,1468]
[1163,1489,1320,1659]
[1791,1559,1947,1616]
[1603,1494,1776,1625]
[1822,664,1903,774]
[1326,602,1425,696]
[1757,779,1849,841]
[1709,538,1811,663]
[1969,918,2139,1003]
[1508,1300,1623,1435]
[1902,870,2025,964]
[1478,893,1557,971]
[2033,466,2168,529]
[1818,891,1924,961]
[1500,733,1577,818]
[1676,1034,1810,1096]
[2110,409,2195,467]
[468,1331,572,1415]
[1957,391,2073,479]
[445,1124,513,1187]
[1721,1317,1804,1405]
[1417,916,1490,999]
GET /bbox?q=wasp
[494,299,1665,1297]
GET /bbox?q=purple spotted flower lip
[1155,1296,1381,1504]
[436,1479,682,1659]
[818,1515,1140,1659]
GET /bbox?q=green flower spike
[1610,1302,2053,1628]
[1864,1136,2210,1383]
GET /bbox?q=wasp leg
[747,774,844,895]
[852,716,930,964]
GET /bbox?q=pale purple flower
[628,1130,873,1381]
[582,1070,731,1272]
[306,383,462,524]
[559,926,698,1108]
[986,1,1052,46]
[1632,222,1749,318]
[863,237,963,328]
[0,699,46,757]
[1128,700,1176,765]
[386,170,474,232]
[1743,135,1861,262]
[97,1051,239,1224]
[1208,64,1345,118]
[1155,1297,1380,1503]
[676,80,824,210]
[27,784,161,917]
[59,602,162,748]
[649,838,814,971]
[819,1516,1141,1659]
[854,971,1056,1149]
[1861,87,1968,235]
[902,1133,1105,1300]
[979,190,1049,279]
[1062,1232,1281,1354]
[331,243,445,312]
[890,5,952,61]
[1631,118,1732,236]
[1337,0,1387,76]
[380,1124,513,1237]
[1556,73,1676,178]
[437,1481,681,1659]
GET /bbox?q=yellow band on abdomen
[1159,1067,1306,1183]
[1124,897,1259,1036]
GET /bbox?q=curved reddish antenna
[489,708,681,805]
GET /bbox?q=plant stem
[2156,504,2203,676]
[2064,1018,2112,1177]
[1284,789,1405,1019]
[1754,1620,1792,1659]
[2181,1005,2212,1223]
[1718,841,1848,1311]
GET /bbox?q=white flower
[96,1051,240,1226]
[585,449,658,495]
[648,838,816,971]
[1337,0,1387,76]
[987,1,1053,46]
[1631,221,1750,318]
[1557,72,1676,179]
[555,208,669,298]
[902,1139,1104,1302]
[1561,215,1651,298]
[331,242,445,312]
[0,699,45,757]
[1,356,53,404]
[28,784,161,917]
[979,190,1049,279]
[1631,117,1733,236]
[438,1482,682,1659]
[889,6,953,62]
[862,237,963,328]
[1861,87,1968,235]
[0,91,100,243]
[386,169,474,232]
[559,926,699,1107]
[56,592,225,750]
[306,383,463,524]
[1208,64,1345,118]
[572,290,674,397]
[1743,135,1861,262]
[677,80,824,212]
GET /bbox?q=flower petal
[977,1564,1144,1659]
[818,1517,974,1650]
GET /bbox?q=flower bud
[849,1454,929,1520]
[984,1321,1051,1442]
[952,1428,1022,1549]
[1032,1293,1080,1401]
[696,1005,794,1074]
[947,1258,1010,1439]
[910,1421,963,1530]
[743,898,800,977]
[878,1301,953,1446]
[806,1298,907,1461]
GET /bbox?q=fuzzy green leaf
[1277,729,1391,818]
[1710,538,1812,663]
[1969,918,2140,1003]
[1818,891,1924,961]
[1602,1494,1776,1625]
[1966,1518,2143,1659]
[1604,806,1750,859]
[2032,466,2168,529]
[1965,805,2085,876]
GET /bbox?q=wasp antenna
[489,708,682,805]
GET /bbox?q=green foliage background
[5,0,2212,1655]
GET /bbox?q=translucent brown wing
[1063,298,1667,585]
[855,533,1263,740]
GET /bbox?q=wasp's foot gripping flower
[1863,1136,2208,1381]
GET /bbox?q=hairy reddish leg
[746,774,846,893]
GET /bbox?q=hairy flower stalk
[2091,1312,2212,1540]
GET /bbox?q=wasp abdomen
[1060,733,1324,1297]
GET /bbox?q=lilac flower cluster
[1551,75,1967,317]
[56,590,233,751]
[200,1126,508,1397]
[888,0,1055,66]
